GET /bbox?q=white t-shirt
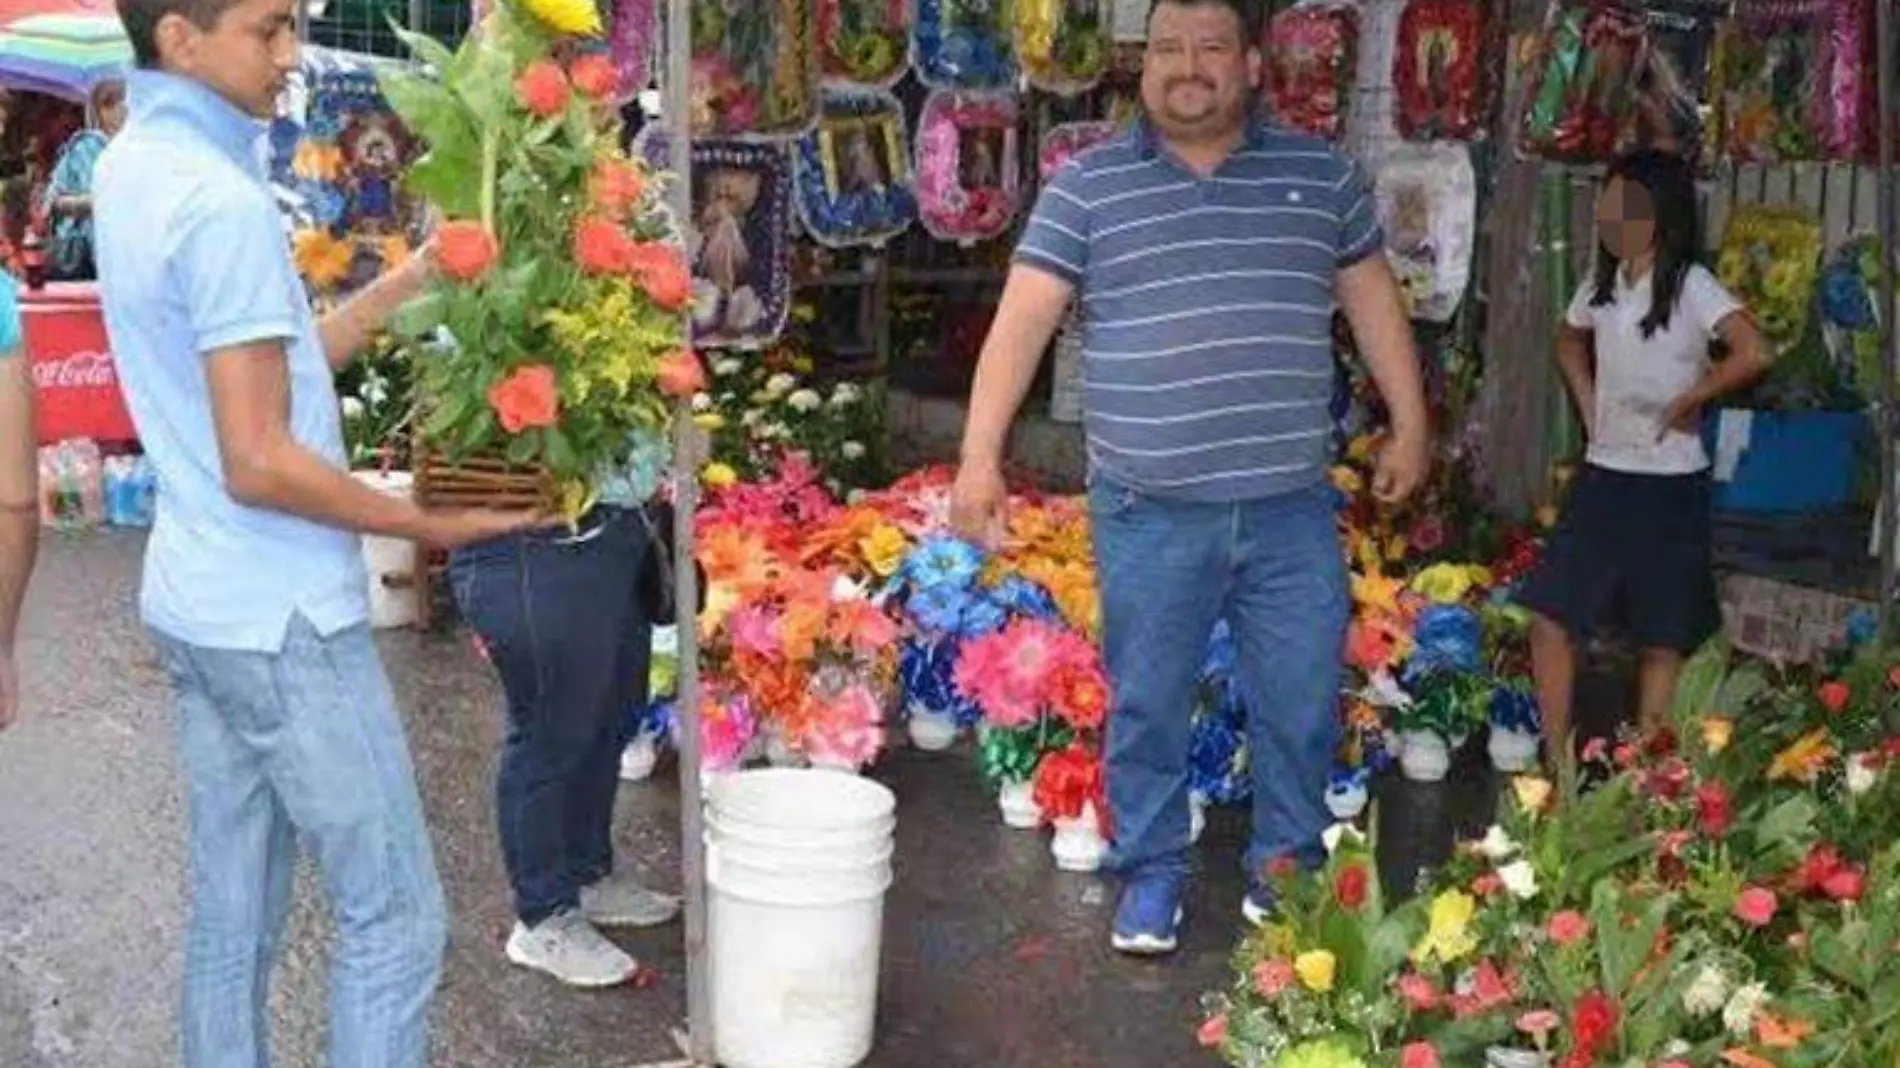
[1564,264,1742,475]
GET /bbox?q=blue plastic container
[1703,408,1868,513]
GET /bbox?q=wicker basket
[410,443,555,628]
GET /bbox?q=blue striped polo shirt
[1015,118,1383,503]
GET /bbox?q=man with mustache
[951,0,1428,954]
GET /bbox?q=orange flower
[1755,1014,1813,1049]
[638,256,693,311]
[514,60,570,117]
[589,159,646,218]
[436,220,499,282]
[292,228,354,289]
[487,365,560,434]
[777,602,827,662]
[573,216,631,275]
[656,349,707,397]
[1720,1051,1777,1068]
[1768,728,1836,783]
[568,52,619,99]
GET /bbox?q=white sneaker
[581,876,682,928]
[504,910,639,988]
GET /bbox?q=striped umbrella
[0,0,129,100]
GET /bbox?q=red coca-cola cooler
[22,283,138,446]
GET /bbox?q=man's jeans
[450,506,651,927]
[1089,475,1349,882]
[150,615,447,1068]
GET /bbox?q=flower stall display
[915,90,1022,245]
[693,344,888,492]
[1038,120,1117,181]
[793,89,918,249]
[1373,143,1475,325]
[817,0,911,88]
[1817,234,1886,406]
[1392,0,1490,142]
[379,0,694,515]
[606,0,658,99]
[1626,0,1725,164]
[1712,0,1869,163]
[335,335,416,470]
[636,129,796,349]
[1013,0,1112,96]
[1715,204,1824,354]
[690,0,818,137]
[912,0,1015,90]
[1264,1,1360,142]
[1515,0,1648,164]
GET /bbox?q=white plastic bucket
[707,769,897,1068]
[353,470,418,630]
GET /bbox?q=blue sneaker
[1111,871,1185,956]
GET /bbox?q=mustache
[1165,76,1216,92]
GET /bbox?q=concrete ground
[0,532,1604,1068]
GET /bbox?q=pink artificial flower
[1396,971,1440,1012]
[1580,736,1609,762]
[1547,909,1591,946]
[1734,886,1778,928]
[1252,959,1296,998]
[1399,1042,1440,1068]
[726,604,782,658]
[1517,1009,1561,1036]
[1196,1013,1227,1048]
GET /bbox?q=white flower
[1846,752,1879,795]
[787,389,823,412]
[763,422,789,441]
[1660,1040,1692,1059]
[1476,825,1519,861]
[841,440,866,460]
[1360,669,1413,710]
[846,489,867,505]
[1722,982,1769,1037]
[1321,822,1366,855]
[829,382,861,406]
[1496,859,1538,900]
[713,357,743,377]
[361,368,389,405]
[765,373,796,397]
[740,409,762,428]
[340,396,366,420]
[1682,965,1731,1018]
[691,392,713,412]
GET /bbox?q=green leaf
[405,144,484,220]
[389,23,456,72]
[390,292,447,340]
[456,406,496,455]
[421,389,474,441]
[544,425,579,475]
[1809,919,1873,993]
[1671,639,1731,723]
[454,44,518,130]
[1751,795,1820,864]
[505,429,540,466]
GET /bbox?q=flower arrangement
[912,0,1015,90]
[793,88,919,249]
[1712,0,1867,164]
[1013,0,1111,95]
[690,0,818,136]
[915,89,1021,244]
[379,0,695,515]
[816,0,910,87]
[1515,0,1647,164]
[1265,2,1360,142]
[336,334,416,469]
[1715,204,1824,353]
[692,341,887,493]
[1392,0,1490,142]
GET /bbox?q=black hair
[1147,0,1262,46]
[115,0,245,69]
[1589,149,1703,338]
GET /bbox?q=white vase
[997,779,1043,829]
[1050,802,1107,872]
[763,730,805,768]
[1488,725,1541,773]
[907,705,959,751]
[1188,794,1208,845]
[1485,1049,1552,1068]
[618,732,660,782]
[1325,778,1369,820]
[1398,730,1452,782]
[808,752,861,774]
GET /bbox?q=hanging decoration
[1038,120,1117,180]
[1392,0,1489,142]
[691,0,819,137]
[1515,0,1647,163]
[913,0,1016,90]
[1625,0,1725,164]
[915,89,1022,245]
[817,0,911,87]
[608,0,658,98]
[1014,0,1112,95]
[793,88,918,248]
[637,130,796,349]
[1374,142,1476,325]
[1712,0,1869,163]
[1264,1,1360,142]
[1715,204,1825,354]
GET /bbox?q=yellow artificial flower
[694,412,727,431]
[858,523,909,578]
[1412,563,1480,605]
[1351,571,1404,617]
[519,0,601,35]
[698,581,740,636]
[1384,535,1409,562]
[1294,950,1337,994]
[1702,716,1734,755]
[558,478,597,524]
[1412,889,1478,965]
[1512,775,1553,815]
[1329,465,1363,496]
[378,234,412,271]
[1258,922,1298,961]
[1768,728,1835,784]
[1346,433,1379,464]
[292,141,343,183]
[292,228,355,290]
[702,462,738,489]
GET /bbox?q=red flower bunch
[1334,861,1370,912]
[1694,780,1733,837]
[1816,680,1851,714]
[1031,741,1106,824]
[1561,989,1620,1068]
[1791,844,1865,903]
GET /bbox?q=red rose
[1612,743,1637,768]
[1645,727,1680,757]
[568,52,620,99]
[1818,681,1851,713]
[1334,863,1370,911]
[1734,886,1778,928]
[1695,781,1733,837]
[1196,1013,1227,1049]
[1399,1043,1440,1068]
[1570,990,1619,1054]
[1265,855,1299,879]
[573,215,632,275]
[1888,666,1900,689]
[435,219,499,282]
[656,348,707,398]
[1547,909,1590,946]
[514,60,571,117]
[1821,866,1865,902]
[487,364,560,434]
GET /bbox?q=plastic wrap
[690,0,818,137]
[915,90,1022,244]
[1265,2,1360,142]
[1038,120,1117,181]
[1392,0,1489,141]
[1374,142,1476,324]
[1714,0,1868,163]
[1715,204,1824,353]
[793,88,918,248]
[817,0,912,88]
[1624,0,1725,164]
[1515,0,1647,163]
[636,129,795,349]
[913,0,1016,89]
[1014,0,1112,96]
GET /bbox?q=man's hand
[1373,427,1430,505]
[416,507,560,551]
[949,461,1009,548]
[0,650,17,732]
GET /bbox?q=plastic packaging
[912,0,1016,90]
[691,0,818,137]
[1392,0,1490,142]
[914,90,1021,245]
[1037,120,1117,181]
[817,0,912,88]
[1713,0,1868,163]
[1625,0,1726,164]
[794,88,918,248]
[1265,2,1360,142]
[1014,0,1112,96]
[1515,0,1648,163]
[1374,142,1476,324]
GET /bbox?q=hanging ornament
[793,87,918,249]
[913,0,1016,90]
[817,0,912,88]
[1014,0,1112,95]
[1713,0,1869,163]
[915,89,1022,245]
[690,0,819,137]
[1375,142,1476,324]
[1265,1,1360,142]
[1392,0,1489,141]
[1515,0,1648,164]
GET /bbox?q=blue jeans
[1089,475,1349,882]
[150,615,447,1068]
[450,507,652,927]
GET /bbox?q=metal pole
[660,0,714,1059]
[1879,0,1897,649]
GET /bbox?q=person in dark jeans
[452,500,679,987]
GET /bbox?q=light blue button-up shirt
[93,71,368,652]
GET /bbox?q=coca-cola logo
[32,350,118,391]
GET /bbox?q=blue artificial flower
[905,535,984,592]
[1820,260,1876,330]
[906,582,977,634]
[991,575,1059,619]
[900,638,983,727]
[1488,685,1540,732]
[957,595,1008,637]
[1188,710,1251,806]
[1408,604,1483,678]
[1847,608,1878,648]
